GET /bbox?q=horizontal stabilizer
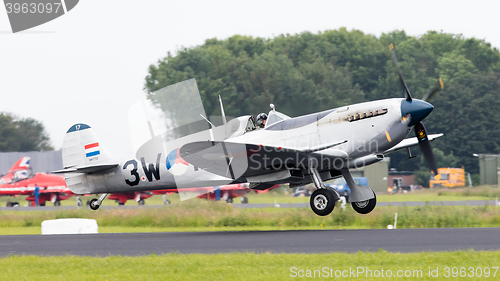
[52,164,119,174]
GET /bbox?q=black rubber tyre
[89,198,100,210]
[164,199,171,205]
[226,197,233,204]
[138,199,145,205]
[351,193,377,214]
[241,196,248,204]
[310,189,335,216]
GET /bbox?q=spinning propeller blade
[389,43,412,101]
[422,77,444,102]
[414,122,438,175]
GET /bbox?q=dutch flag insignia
[85,142,100,158]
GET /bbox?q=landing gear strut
[89,193,108,211]
[309,163,339,216]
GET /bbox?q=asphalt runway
[1,228,500,256]
[0,200,498,211]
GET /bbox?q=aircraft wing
[180,140,348,180]
[383,133,443,154]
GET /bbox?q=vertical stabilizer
[62,124,112,169]
[61,124,113,194]
[8,157,30,172]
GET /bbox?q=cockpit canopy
[265,109,291,127]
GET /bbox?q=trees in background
[145,28,500,174]
[0,113,53,152]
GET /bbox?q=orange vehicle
[429,168,465,188]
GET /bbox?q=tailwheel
[310,189,335,216]
[89,198,100,211]
[89,193,108,211]
[351,193,377,214]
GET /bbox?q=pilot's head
[256,113,268,128]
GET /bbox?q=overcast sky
[1,0,499,155]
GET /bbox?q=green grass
[1,251,500,280]
[2,199,500,235]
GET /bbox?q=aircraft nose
[401,99,434,126]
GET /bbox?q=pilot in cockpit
[256,113,268,129]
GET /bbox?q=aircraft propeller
[389,43,444,175]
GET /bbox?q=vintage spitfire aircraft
[54,44,444,216]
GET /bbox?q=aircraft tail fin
[61,124,113,169]
[59,124,115,194]
[8,157,30,172]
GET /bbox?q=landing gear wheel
[138,199,145,205]
[89,198,100,210]
[351,193,376,214]
[54,200,61,206]
[310,189,335,216]
[226,197,233,204]
[241,196,248,204]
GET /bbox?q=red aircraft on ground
[104,184,251,205]
[105,183,256,205]
[0,157,74,206]
[153,183,252,204]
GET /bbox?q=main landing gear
[308,164,377,216]
[309,165,339,216]
[351,193,377,214]
[89,193,108,210]
[340,168,377,215]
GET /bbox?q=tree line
[0,113,52,152]
[144,28,500,176]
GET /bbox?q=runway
[1,228,500,256]
[0,200,497,211]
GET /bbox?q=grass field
[1,186,499,236]
[2,198,500,235]
[1,251,500,280]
